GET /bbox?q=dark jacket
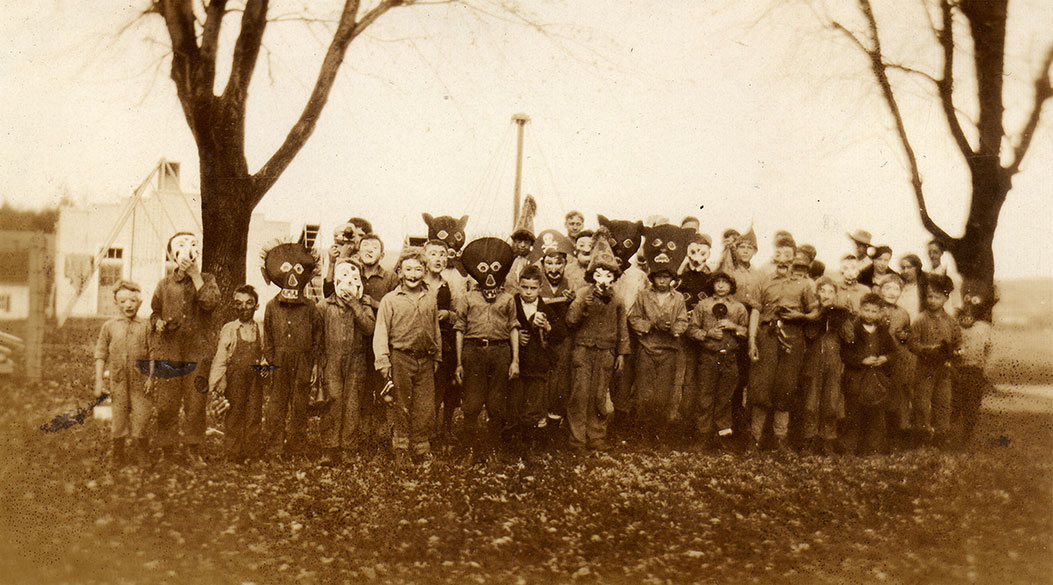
[514,295,566,377]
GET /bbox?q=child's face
[841,259,860,281]
[400,258,425,289]
[543,255,566,281]
[927,243,943,265]
[874,252,892,273]
[512,239,532,257]
[899,261,918,283]
[114,289,142,318]
[735,242,756,264]
[652,273,673,292]
[233,292,257,322]
[713,278,732,297]
[817,283,836,306]
[519,278,541,303]
[925,289,948,311]
[358,239,383,265]
[424,244,448,274]
[794,250,811,266]
[859,302,881,325]
[565,215,584,237]
[880,281,902,305]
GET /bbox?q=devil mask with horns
[462,237,513,302]
[261,242,319,303]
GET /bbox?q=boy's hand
[708,327,724,340]
[93,378,104,398]
[379,366,391,380]
[533,312,550,331]
[508,361,519,380]
[874,355,889,366]
[614,355,625,372]
[519,330,531,346]
[454,365,464,385]
[144,377,154,398]
[437,309,452,323]
[328,244,341,261]
[781,309,804,321]
[562,289,576,302]
[749,340,759,362]
[584,289,597,306]
[155,319,166,333]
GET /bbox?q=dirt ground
[0,325,1051,585]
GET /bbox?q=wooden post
[25,233,45,380]
[511,113,530,228]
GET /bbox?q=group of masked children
[93,214,992,469]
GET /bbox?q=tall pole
[511,113,530,228]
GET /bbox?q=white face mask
[593,267,615,292]
[334,262,363,302]
[686,243,710,269]
[169,234,200,267]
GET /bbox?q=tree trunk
[199,145,258,316]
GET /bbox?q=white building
[55,160,294,320]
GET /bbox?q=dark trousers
[695,349,739,436]
[634,346,678,432]
[155,357,211,448]
[545,337,573,418]
[224,365,263,458]
[510,375,548,429]
[262,351,312,454]
[461,343,511,448]
[389,350,436,453]
[953,365,990,442]
[434,342,460,430]
[843,393,886,455]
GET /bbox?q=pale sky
[2,0,1051,278]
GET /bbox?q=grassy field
[0,318,1051,584]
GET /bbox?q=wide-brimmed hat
[847,229,872,246]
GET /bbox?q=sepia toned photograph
[1,1,1051,583]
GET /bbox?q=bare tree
[147,0,458,297]
[820,0,1052,317]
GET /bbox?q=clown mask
[334,261,364,303]
[168,233,200,271]
[686,242,710,270]
[543,255,566,283]
[592,266,616,299]
[462,237,513,302]
[262,242,318,303]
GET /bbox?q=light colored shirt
[94,316,150,384]
[453,290,518,341]
[209,319,264,393]
[373,283,442,370]
[958,321,992,368]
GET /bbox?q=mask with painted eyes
[261,242,318,303]
[422,213,469,254]
[597,214,644,271]
[686,241,711,270]
[333,260,364,303]
[592,267,616,299]
[167,233,200,269]
[461,237,513,302]
[641,224,693,276]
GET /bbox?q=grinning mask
[598,215,644,271]
[422,213,469,259]
[334,260,364,303]
[462,237,513,302]
[167,232,201,270]
[261,242,319,303]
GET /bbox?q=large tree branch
[936,0,974,159]
[252,0,405,198]
[833,0,952,243]
[200,0,227,65]
[159,0,207,138]
[1007,43,1053,175]
[223,0,269,107]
